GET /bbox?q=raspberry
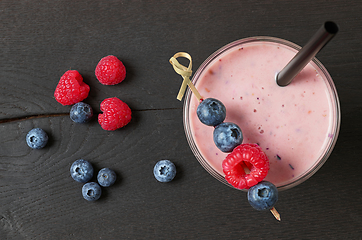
[95,55,126,85]
[54,70,90,106]
[222,143,270,190]
[98,97,132,131]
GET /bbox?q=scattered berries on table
[82,182,102,201]
[54,70,90,106]
[213,122,243,152]
[95,55,126,85]
[97,168,117,187]
[70,102,93,123]
[98,97,132,131]
[26,128,48,149]
[70,159,94,183]
[197,98,226,126]
[222,143,269,189]
[153,160,176,183]
[247,181,278,211]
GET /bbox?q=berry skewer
[170,52,281,221]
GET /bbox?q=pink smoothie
[187,38,338,189]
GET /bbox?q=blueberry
[70,102,93,123]
[97,168,116,187]
[26,128,48,149]
[153,160,176,182]
[82,182,102,201]
[197,98,226,126]
[213,122,243,152]
[247,181,278,211]
[70,159,94,183]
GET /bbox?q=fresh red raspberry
[95,55,126,85]
[222,143,270,190]
[98,97,131,131]
[54,70,90,106]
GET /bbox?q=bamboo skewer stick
[270,207,281,221]
[170,52,280,221]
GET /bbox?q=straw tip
[275,72,289,87]
[324,21,339,34]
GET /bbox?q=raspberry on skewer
[222,143,270,190]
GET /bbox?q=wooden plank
[0,0,362,239]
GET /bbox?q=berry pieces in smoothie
[213,122,243,152]
[82,182,102,201]
[222,143,269,189]
[247,181,278,211]
[196,98,226,126]
[97,168,117,187]
[95,55,126,85]
[26,128,48,149]
[70,102,93,123]
[54,70,90,105]
[98,97,132,131]
[70,159,94,183]
[153,160,176,183]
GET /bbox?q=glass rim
[183,36,341,191]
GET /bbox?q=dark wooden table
[1,0,361,239]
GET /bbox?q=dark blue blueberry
[70,102,93,123]
[213,122,243,152]
[153,160,176,183]
[82,182,102,201]
[197,98,226,126]
[70,159,94,183]
[247,181,278,211]
[97,168,116,187]
[26,128,48,149]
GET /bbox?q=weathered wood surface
[0,0,361,239]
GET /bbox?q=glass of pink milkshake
[183,36,340,191]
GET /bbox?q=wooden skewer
[170,52,280,221]
[270,207,281,221]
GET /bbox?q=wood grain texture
[0,0,362,239]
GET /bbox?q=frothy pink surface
[189,41,334,187]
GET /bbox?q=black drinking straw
[276,21,339,87]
